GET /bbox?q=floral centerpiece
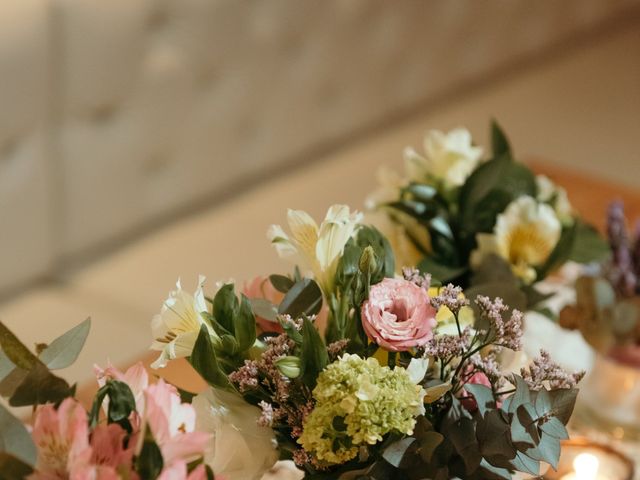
[368,122,608,313]
[0,203,585,479]
[560,200,640,365]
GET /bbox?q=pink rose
[361,278,436,352]
[242,276,285,333]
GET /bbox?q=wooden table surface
[76,161,640,405]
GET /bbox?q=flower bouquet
[368,122,609,313]
[559,201,640,438]
[0,203,585,479]
[559,201,640,363]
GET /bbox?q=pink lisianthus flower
[30,398,92,479]
[144,379,211,465]
[242,276,285,333]
[361,277,437,351]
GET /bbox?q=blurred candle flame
[573,453,599,480]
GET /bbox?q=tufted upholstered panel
[0,0,53,292]
[0,0,639,292]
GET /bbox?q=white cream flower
[150,275,218,369]
[471,196,562,283]
[404,128,483,187]
[268,205,362,295]
[536,174,574,226]
[192,388,278,480]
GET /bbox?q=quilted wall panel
[0,0,54,293]
[0,0,638,292]
[52,0,640,257]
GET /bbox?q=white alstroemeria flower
[404,128,483,187]
[365,166,407,210]
[193,388,278,480]
[471,196,561,284]
[268,205,362,295]
[535,174,574,226]
[150,275,218,369]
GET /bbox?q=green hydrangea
[299,354,424,465]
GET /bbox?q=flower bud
[359,246,377,275]
[275,355,301,378]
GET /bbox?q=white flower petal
[407,357,429,384]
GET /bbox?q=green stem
[388,351,397,369]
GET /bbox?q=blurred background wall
[1,0,639,298]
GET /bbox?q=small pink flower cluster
[30,362,212,480]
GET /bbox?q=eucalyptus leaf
[39,318,91,370]
[424,382,452,403]
[269,274,294,294]
[249,298,279,324]
[548,388,578,425]
[9,363,74,407]
[418,431,444,463]
[0,322,37,370]
[0,452,34,480]
[0,403,37,466]
[509,450,540,476]
[382,437,415,467]
[278,278,322,318]
[464,384,494,416]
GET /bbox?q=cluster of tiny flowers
[298,354,424,465]
[424,327,472,360]
[519,350,585,391]
[278,314,304,331]
[402,267,432,290]
[502,309,524,350]
[605,201,639,297]
[258,400,275,427]
[327,339,349,360]
[470,352,505,389]
[475,295,507,337]
[431,284,469,315]
[228,359,259,392]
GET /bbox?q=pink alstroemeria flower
[361,277,437,352]
[95,361,149,413]
[30,398,92,479]
[158,462,211,480]
[144,379,211,464]
[89,423,135,473]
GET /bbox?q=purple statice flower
[228,359,259,392]
[470,352,503,385]
[502,309,524,351]
[431,284,469,315]
[519,349,585,391]
[606,201,637,297]
[402,267,432,290]
[257,400,275,427]
[475,295,507,338]
[425,327,472,360]
[327,339,349,360]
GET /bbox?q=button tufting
[90,103,118,124]
[142,154,171,176]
